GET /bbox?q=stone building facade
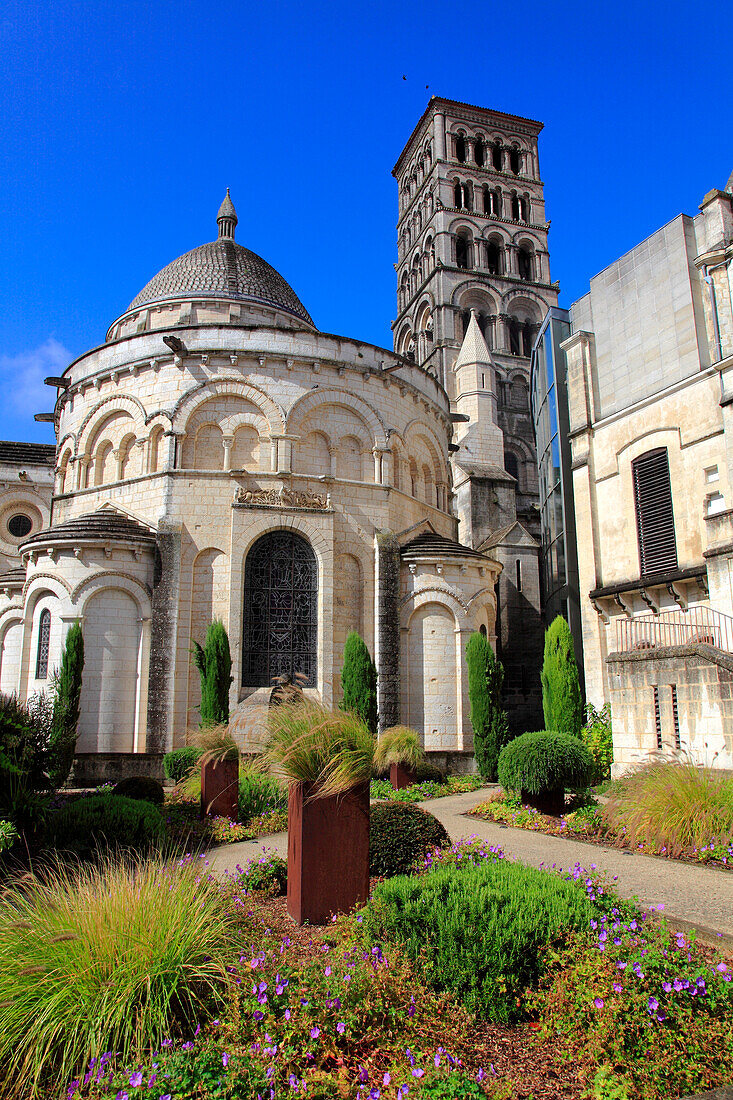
[391,98,559,729]
[0,186,502,768]
[563,173,733,773]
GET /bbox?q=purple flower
[613,982,623,993]
[116,1093,129,1100]
[411,1068,424,1078]
[648,997,659,1012]
[222,1052,229,1068]
[336,1021,346,1034]
[325,966,332,976]
[382,1072,391,1086]
[129,1071,144,1088]
[717,962,729,973]
[310,1027,320,1039]
[369,1090,381,1099]
[358,1067,369,1083]
[594,997,604,1009]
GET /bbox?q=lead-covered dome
[110,192,315,336]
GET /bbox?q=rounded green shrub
[48,793,165,855]
[163,746,204,782]
[369,801,449,877]
[497,731,594,814]
[112,775,165,805]
[414,759,445,783]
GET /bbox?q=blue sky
[1,0,731,444]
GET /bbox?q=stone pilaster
[146,521,182,754]
[375,530,401,731]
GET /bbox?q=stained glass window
[242,531,318,687]
[35,608,51,679]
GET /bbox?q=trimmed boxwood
[497,731,594,814]
[112,775,165,806]
[163,746,204,783]
[48,793,165,855]
[369,801,449,877]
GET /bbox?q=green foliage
[192,620,233,727]
[340,631,378,734]
[232,851,288,895]
[0,855,244,1098]
[465,632,509,780]
[541,615,583,737]
[238,770,286,823]
[163,745,205,782]
[498,731,594,797]
[0,693,53,830]
[414,759,445,783]
[49,621,84,788]
[532,917,733,1099]
[602,761,733,857]
[47,793,165,856]
[0,818,18,852]
[583,702,613,782]
[373,725,424,771]
[112,775,165,805]
[364,859,599,1022]
[264,700,375,798]
[369,801,450,877]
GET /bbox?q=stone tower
[392,97,558,731]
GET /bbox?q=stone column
[497,314,511,352]
[146,522,182,755]
[380,448,393,486]
[163,431,178,470]
[222,437,233,472]
[375,531,401,731]
[133,616,151,753]
[434,111,446,160]
[77,455,91,490]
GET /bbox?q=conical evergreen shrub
[340,631,378,735]
[192,620,233,726]
[49,621,84,788]
[466,631,510,779]
[541,615,583,737]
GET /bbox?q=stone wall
[607,644,733,774]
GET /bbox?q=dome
[123,193,314,327]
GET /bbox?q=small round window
[7,513,32,538]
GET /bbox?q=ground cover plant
[470,761,733,868]
[7,841,729,1100]
[369,772,485,802]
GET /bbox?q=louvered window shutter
[632,448,678,576]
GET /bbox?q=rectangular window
[632,448,678,576]
[705,465,719,484]
[671,685,681,750]
[653,686,662,749]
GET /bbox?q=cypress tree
[541,615,583,737]
[466,631,510,779]
[49,621,84,788]
[340,631,378,735]
[193,620,233,726]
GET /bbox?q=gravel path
[207,790,733,942]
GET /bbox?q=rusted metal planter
[287,780,370,925]
[200,757,239,820]
[389,762,417,789]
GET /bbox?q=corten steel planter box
[287,780,370,925]
[200,757,239,820]
[390,762,417,789]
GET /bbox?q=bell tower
[392,97,556,732]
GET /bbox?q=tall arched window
[510,146,521,174]
[491,141,503,170]
[242,531,318,687]
[518,246,533,282]
[456,234,469,269]
[455,134,467,162]
[504,450,520,483]
[474,138,485,166]
[486,241,502,274]
[35,608,51,679]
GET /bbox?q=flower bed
[163,799,288,847]
[468,793,733,869]
[370,773,487,803]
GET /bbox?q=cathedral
[0,98,556,774]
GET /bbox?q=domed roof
[124,193,314,327]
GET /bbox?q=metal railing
[615,605,733,654]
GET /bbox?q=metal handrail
[615,605,733,654]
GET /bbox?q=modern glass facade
[530,307,583,679]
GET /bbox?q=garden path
[206,790,733,943]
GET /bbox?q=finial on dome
[217,189,238,241]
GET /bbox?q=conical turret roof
[455,311,494,369]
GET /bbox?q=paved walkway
[207,790,733,943]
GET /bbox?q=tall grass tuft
[0,855,243,1099]
[264,700,375,798]
[602,760,733,856]
[373,725,424,772]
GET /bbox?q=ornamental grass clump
[0,855,243,1099]
[497,730,594,814]
[602,760,733,857]
[264,700,375,798]
[373,725,424,772]
[364,859,600,1022]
